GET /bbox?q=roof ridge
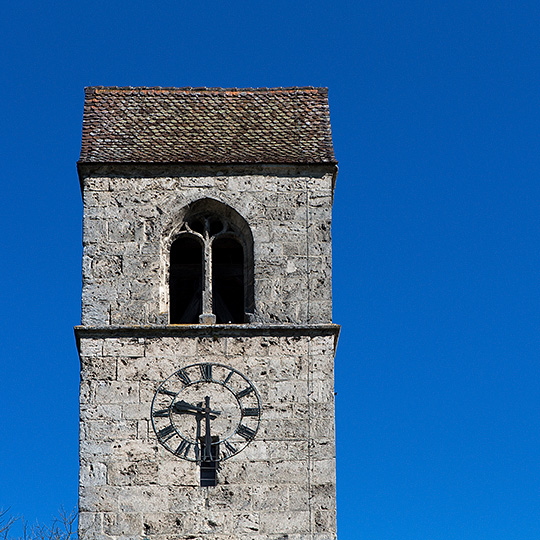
[85,86,328,95]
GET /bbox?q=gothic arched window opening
[169,207,253,325]
[169,236,203,324]
[213,237,244,324]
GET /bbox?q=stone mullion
[199,227,216,324]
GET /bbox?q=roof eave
[77,160,338,190]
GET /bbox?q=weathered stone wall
[80,164,335,326]
[78,329,337,540]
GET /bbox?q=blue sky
[1,1,540,538]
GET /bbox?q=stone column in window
[199,217,216,324]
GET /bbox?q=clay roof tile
[79,86,336,164]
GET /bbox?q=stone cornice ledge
[74,323,341,351]
[74,323,340,339]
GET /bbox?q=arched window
[212,236,244,324]
[169,236,203,324]
[169,203,253,324]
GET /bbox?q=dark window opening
[212,237,244,323]
[200,436,219,487]
[169,236,203,324]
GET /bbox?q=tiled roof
[79,87,336,164]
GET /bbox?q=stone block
[85,420,138,442]
[78,511,103,537]
[91,255,122,279]
[270,460,308,485]
[137,419,150,440]
[236,440,270,462]
[227,175,265,192]
[310,483,337,512]
[81,300,110,326]
[102,512,142,536]
[80,462,107,487]
[228,512,260,534]
[81,357,116,381]
[94,381,139,404]
[80,381,93,404]
[313,509,337,533]
[251,484,289,511]
[108,220,135,242]
[103,338,145,358]
[310,355,334,381]
[260,418,309,441]
[311,418,335,440]
[79,339,104,357]
[80,404,122,421]
[196,336,228,356]
[83,218,108,246]
[282,440,309,461]
[310,380,335,404]
[79,485,121,512]
[116,356,178,382]
[108,460,158,486]
[157,458,198,487]
[80,440,113,459]
[259,511,310,534]
[121,402,149,420]
[310,439,336,460]
[267,355,307,380]
[206,484,253,511]
[141,512,185,536]
[266,380,309,405]
[311,460,336,485]
[145,337,197,359]
[110,439,158,461]
[314,534,338,540]
[182,508,228,536]
[84,177,110,191]
[117,485,169,513]
[168,487,206,512]
[289,484,309,511]
[139,380,160,404]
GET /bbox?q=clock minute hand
[203,395,213,462]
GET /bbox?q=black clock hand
[203,395,213,462]
[194,402,202,462]
[173,400,220,417]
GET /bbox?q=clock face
[151,363,261,462]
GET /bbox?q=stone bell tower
[76,86,339,540]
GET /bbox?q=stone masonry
[80,164,335,327]
[77,328,338,540]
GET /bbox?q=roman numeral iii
[242,407,259,417]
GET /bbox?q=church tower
[76,86,339,540]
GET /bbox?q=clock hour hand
[173,400,220,418]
